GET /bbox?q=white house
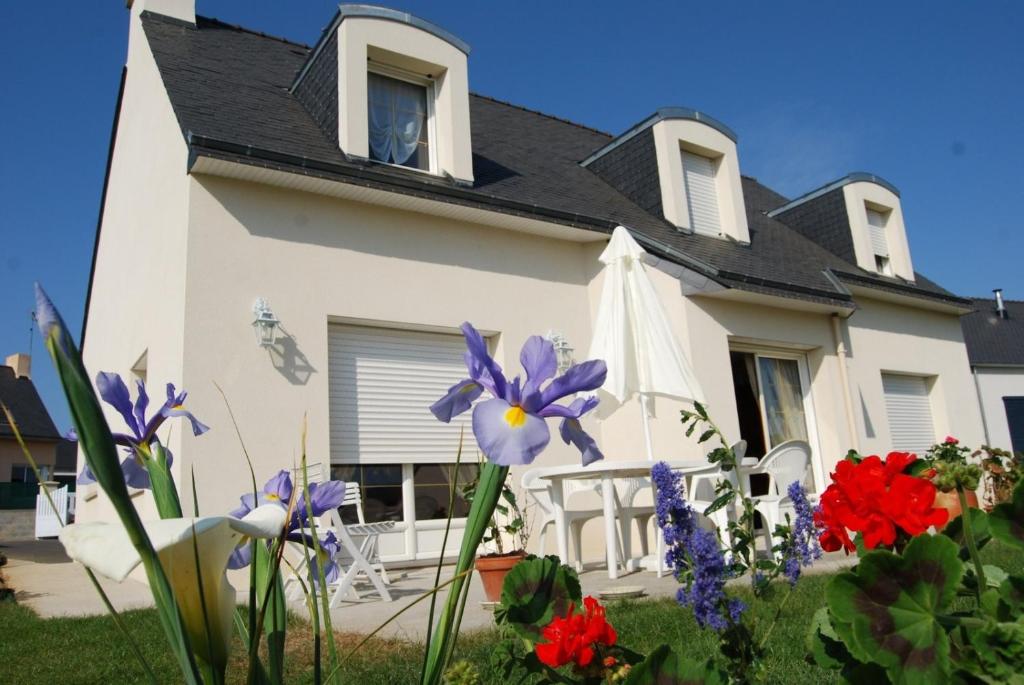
[78,0,985,563]
[962,291,1024,454]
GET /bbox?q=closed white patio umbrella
[588,225,705,460]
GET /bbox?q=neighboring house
[962,291,1024,455]
[79,0,984,561]
[0,354,60,498]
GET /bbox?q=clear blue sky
[1,1,1021,433]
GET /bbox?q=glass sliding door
[756,356,809,447]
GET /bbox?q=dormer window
[866,206,893,275]
[367,70,433,172]
[681,150,721,236]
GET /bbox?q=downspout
[972,366,992,446]
[831,313,860,453]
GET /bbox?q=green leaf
[148,443,184,519]
[983,575,1024,621]
[697,429,716,444]
[702,491,734,517]
[960,620,1024,684]
[806,607,856,671]
[254,542,286,684]
[685,423,696,438]
[493,555,581,641]
[623,645,726,685]
[826,534,964,685]
[989,481,1024,551]
[694,402,708,420]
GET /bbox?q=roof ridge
[470,92,612,138]
[195,14,312,50]
[969,296,1024,304]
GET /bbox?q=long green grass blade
[147,441,183,519]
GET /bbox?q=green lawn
[3,542,1022,684]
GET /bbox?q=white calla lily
[59,504,287,669]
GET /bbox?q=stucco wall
[77,6,191,523]
[178,175,605,520]
[974,367,1024,451]
[844,297,984,455]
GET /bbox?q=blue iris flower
[430,323,607,466]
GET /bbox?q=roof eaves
[767,172,900,217]
[833,269,972,307]
[580,106,737,168]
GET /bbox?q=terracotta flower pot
[475,551,527,602]
[933,489,979,530]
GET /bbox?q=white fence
[35,485,70,539]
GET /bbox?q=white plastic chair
[739,440,812,556]
[286,463,394,606]
[523,469,615,571]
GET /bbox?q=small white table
[534,459,715,580]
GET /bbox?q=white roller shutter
[882,374,935,456]
[328,324,477,464]
[866,208,889,257]
[682,151,721,236]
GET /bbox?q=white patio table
[534,459,715,580]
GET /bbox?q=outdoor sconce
[252,298,280,347]
[545,330,575,374]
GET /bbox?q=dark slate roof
[961,298,1024,366]
[141,12,966,311]
[0,366,60,441]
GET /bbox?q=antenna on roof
[994,288,1009,319]
[28,309,36,356]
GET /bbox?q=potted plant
[462,471,529,602]
[977,444,1023,510]
[925,436,981,526]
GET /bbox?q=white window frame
[731,344,825,492]
[680,148,723,237]
[366,63,438,176]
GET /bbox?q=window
[330,462,479,524]
[729,351,811,459]
[882,374,936,456]
[367,71,431,171]
[866,207,892,275]
[681,150,721,235]
[1003,397,1024,455]
[10,465,38,484]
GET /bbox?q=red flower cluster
[535,596,618,669]
[814,452,949,553]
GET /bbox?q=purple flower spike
[782,481,822,586]
[429,322,607,467]
[33,284,74,357]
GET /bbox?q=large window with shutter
[681,150,721,236]
[882,373,936,456]
[866,207,892,275]
[328,324,480,561]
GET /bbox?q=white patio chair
[686,440,747,553]
[522,469,619,572]
[613,477,655,568]
[739,440,812,556]
[286,464,394,606]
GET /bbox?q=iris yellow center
[504,405,527,428]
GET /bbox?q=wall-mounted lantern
[545,330,575,374]
[252,298,280,347]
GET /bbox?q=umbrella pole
[639,394,655,461]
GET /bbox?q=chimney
[5,353,31,379]
[994,289,1009,319]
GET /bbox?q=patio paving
[3,538,855,639]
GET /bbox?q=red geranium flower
[814,452,948,553]
[944,436,959,445]
[535,596,617,669]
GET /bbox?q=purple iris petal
[309,531,341,587]
[472,397,551,466]
[538,360,607,408]
[559,418,604,466]
[262,470,293,506]
[537,395,599,419]
[132,380,149,440]
[227,541,253,570]
[519,336,557,406]
[96,372,141,440]
[430,379,483,423]
[77,465,97,485]
[230,493,256,519]
[121,456,152,490]
[460,322,507,398]
[307,480,345,516]
[160,385,210,437]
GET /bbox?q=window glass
[757,357,809,447]
[412,463,478,521]
[10,464,38,484]
[332,464,403,524]
[367,72,429,171]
